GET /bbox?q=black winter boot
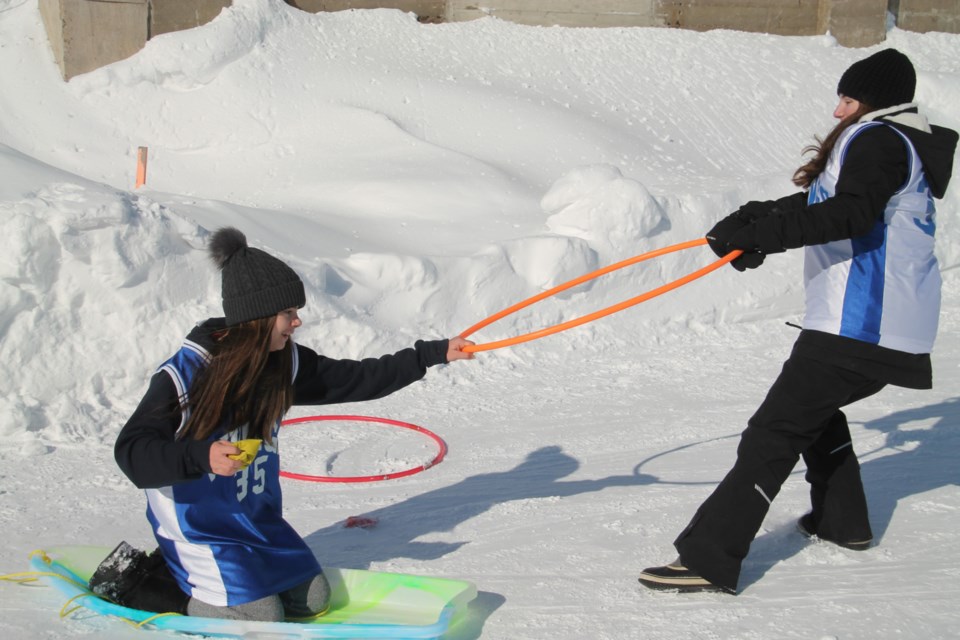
[88,541,147,603]
[88,542,189,614]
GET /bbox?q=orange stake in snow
[135,146,148,188]
[459,238,742,353]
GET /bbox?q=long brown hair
[180,316,294,444]
[792,102,874,188]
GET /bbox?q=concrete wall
[444,0,823,33]
[150,0,231,37]
[897,0,960,33]
[817,0,888,47]
[445,0,889,45]
[149,1,446,38]
[39,0,960,81]
[38,0,64,71]
[40,0,148,80]
[289,1,445,22]
[657,0,820,35]
[446,0,662,28]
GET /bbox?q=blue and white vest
[803,121,940,354]
[145,337,320,606]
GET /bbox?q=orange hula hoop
[459,238,742,353]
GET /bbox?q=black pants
[674,348,885,592]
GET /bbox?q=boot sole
[638,577,728,593]
[638,571,732,594]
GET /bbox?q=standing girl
[92,227,474,620]
[639,48,957,594]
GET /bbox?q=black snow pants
[673,346,885,592]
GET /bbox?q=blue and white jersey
[803,121,941,354]
[145,338,320,606]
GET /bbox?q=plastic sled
[29,545,477,639]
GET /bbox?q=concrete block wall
[39,0,960,80]
[445,0,662,28]
[150,0,232,37]
[444,0,821,33]
[817,0,888,47]
[289,1,445,22]
[40,0,447,79]
[897,0,960,33]
[446,0,891,46]
[40,0,148,80]
[657,0,820,35]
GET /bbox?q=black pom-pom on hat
[837,48,916,110]
[208,227,305,326]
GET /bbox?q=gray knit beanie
[208,227,305,326]
[837,48,916,110]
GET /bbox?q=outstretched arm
[294,337,473,405]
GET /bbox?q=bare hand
[446,336,475,361]
[209,440,243,476]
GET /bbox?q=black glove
[728,248,766,272]
[723,222,767,271]
[705,211,748,259]
[735,200,775,222]
[706,202,771,271]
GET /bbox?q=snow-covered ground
[1,0,959,638]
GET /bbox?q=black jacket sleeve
[293,339,449,405]
[114,372,213,489]
[733,125,910,254]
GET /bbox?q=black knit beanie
[837,48,916,110]
[208,227,305,326]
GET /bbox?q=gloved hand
[732,253,765,271]
[706,221,765,271]
[734,200,774,222]
[705,212,748,259]
[706,201,773,271]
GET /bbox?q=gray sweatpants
[186,572,331,622]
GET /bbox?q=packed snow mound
[543,165,669,251]
[0,182,212,449]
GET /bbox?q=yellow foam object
[228,439,262,468]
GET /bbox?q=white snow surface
[1,0,959,638]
